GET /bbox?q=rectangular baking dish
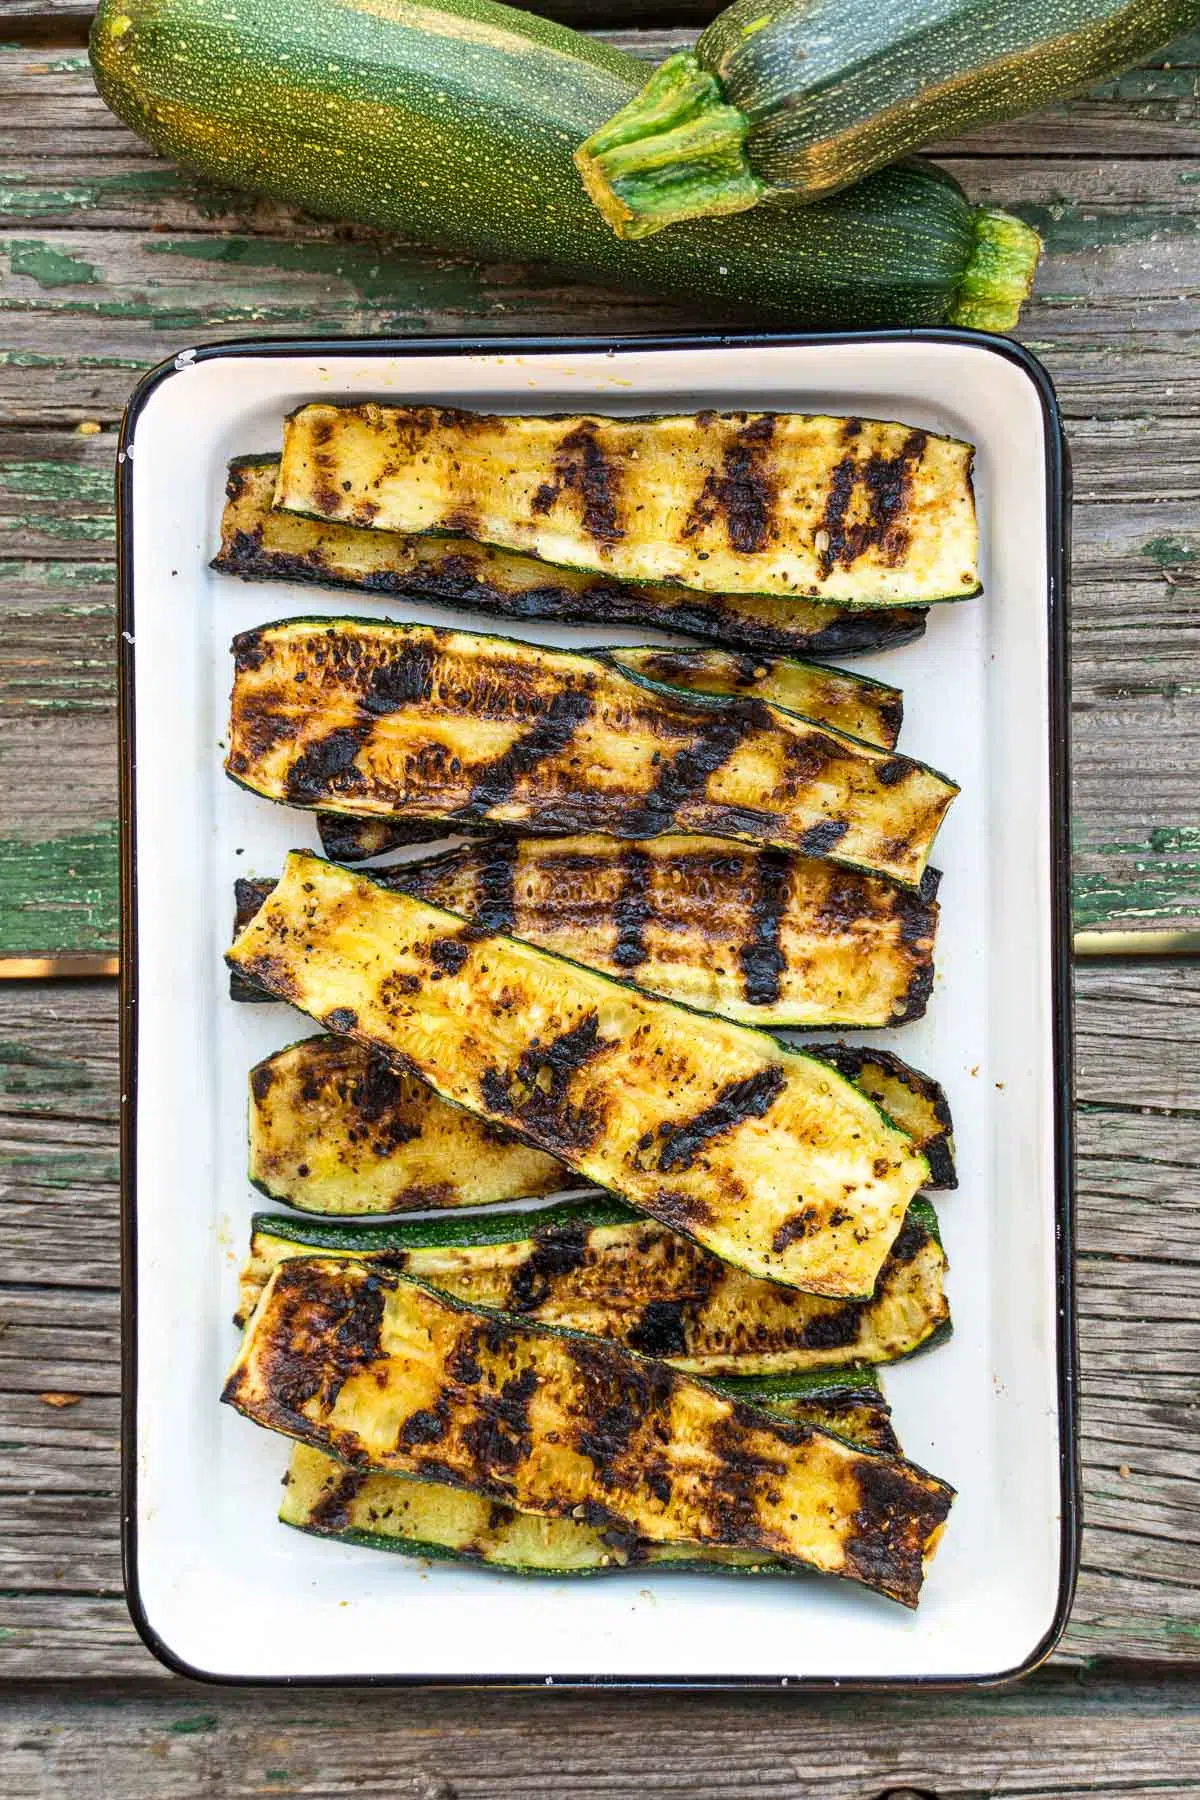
[118,331,1076,1687]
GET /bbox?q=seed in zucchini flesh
[226,1256,953,1605]
[227,852,932,1296]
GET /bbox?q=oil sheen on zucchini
[277,404,980,606]
[236,1196,952,1374]
[215,456,929,662]
[248,1034,565,1215]
[281,1363,899,1575]
[227,853,931,1296]
[225,1257,953,1604]
[233,836,940,1027]
[226,621,958,888]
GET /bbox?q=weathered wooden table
[3,5,1200,1791]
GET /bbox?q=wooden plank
[2,966,1200,1675]
[1,1669,1200,1798]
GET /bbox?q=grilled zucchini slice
[247,1034,565,1215]
[233,836,940,1027]
[225,1256,953,1604]
[281,1364,898,1574]
[226,621,957,887]
[276,404,979,606]
[227,852,930,1296]
[237,1197,951,1374]
[605,646,902,747]
[216,456,929,662]
[244,1030,953,1219]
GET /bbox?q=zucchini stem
[574,51,762,241]
[950,209,1042,333]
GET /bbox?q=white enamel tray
[118,332,1076,1687]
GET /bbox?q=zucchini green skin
[227,852,932,1297]
[231,835,942,1030]
[226,620,959,889]
[238,1193,952,1375]
[90,0,1036,329]
[227,1256,954,1603]
[215,455,930,665]
[280,1356,900,1574]
[574,0,1188,249]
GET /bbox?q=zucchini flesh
[280,1362,898,1574]
[605,646,902,749]
[237,1196,951,1374]
[576,0,1194,245]
[90,0,1037,333]
[226,620,958,888]
[248,1033,565,1215]
[225,1257,953,1604]
[233,836,940,1028]
[215,456,929,663]
[227,852,930,1296]
[277,404,980,606]
[813,1045,957,1192]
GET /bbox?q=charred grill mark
[508,1220,592,1312]
[317,813,450,862]
[363,642,436,713]
[463,687,595,814]
[647,1187,716,1233]
[284,724,371,804]
[795,1304,867,1351]
[771,1207,821,1255]
[480,1012,610,1151]
[461,1365,540,1475]
[893,957,935,1026]
[682,415,777,555]
[231,952,299,1005]
[703,1413,794,1545]
[739,848,790,1007]
[397,1405,449,1448]
[612,848,653,969]
[326,1007,358,1034]
[552,423,624,543]
[307,1469,366,1532]
[472,840,518,934]
[886,1211,929,1268]
[627,711,749,835]
[843,1456,954,1608]
[249,1060,276,1107]
[816,429,928,577]
[234,877,274,935]
[626,1300,689,1359]
[429,936,471,976]
[798,819,850,857]
[654,1067,787,1176]
[232,628,268,673]
[239,1261,388,1420]
[876,756,914,788]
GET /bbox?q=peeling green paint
[6,240,102,288]
[1142,535,1197,566]
[0,559,114,589]
[1008,201,1198,255]
[144,234,510,315]
[0,1148,120,1188]
[0,1040,93,1100]
[0,461,114,505]
[1073,827,1200,929]
[0,822,119,956]
[167,1715,219,1735]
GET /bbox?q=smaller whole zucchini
[576,0,1193,244]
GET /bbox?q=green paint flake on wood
[5,240,102,289]
[0,1147,120,1189]
[0,1039,93,1100]
[1008,201,1198,255]
[0,462,114,506]
[0,559,115,589]
[1142,535,1198,566]
[167,1716,219,1736]
[0,823,119,956]
[1073,827,1200,929]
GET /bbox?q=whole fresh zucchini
[278,404,980,605]
[215,457,930,664]
[237,1196,952,1373]
[281,1363,901,1575]
[90,0,1039,330]
[243,1031,953,1219]
[226,621,958,888]
[225,1256,953,1603]
[227,852,931,1296]
[576,0,1194,238]
[233,834,940,1029]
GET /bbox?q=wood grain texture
[2,965,1200,1677]
[2,1668,1200,1798]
